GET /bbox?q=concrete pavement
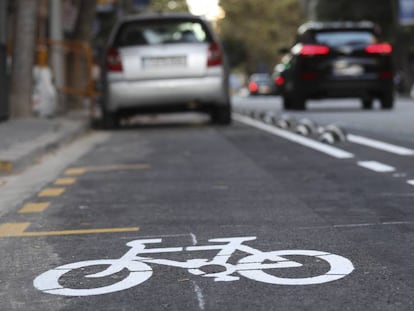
[0,110,91,174]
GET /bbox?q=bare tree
[9,0,38,118]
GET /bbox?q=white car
[101,13,231,128]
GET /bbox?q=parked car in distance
[101,13,231,128]
[247,73,276,96]
[277,21,394,110]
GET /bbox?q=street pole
[9,0,39,118]
[50,0,65,113]
[0,0,8,121]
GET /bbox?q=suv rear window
[114,19,211,47]
[314,31,377,47]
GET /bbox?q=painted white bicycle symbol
[34,236,354,296]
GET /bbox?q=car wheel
[210,105,231,125]
[102,110,120,130]
[380,93,394,110]
[361,98,373,110]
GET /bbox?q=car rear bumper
[105,75,228,112]
[297,78,393,99]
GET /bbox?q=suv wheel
[283,93,306,110]
[210,104,231,125]
[380,93,394,110]
[361,98,373,110]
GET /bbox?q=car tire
[380,93,394,110]
[210,104,231,125]
[102,110,120,130]
[361,98,373,110]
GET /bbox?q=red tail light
[379,71,393,79]
[207,42,222,67]
[275,76,285,86]
[300,72,319,80]
[248,82,258,92]
[301,45,330,56]
[106,48,123,72]
[365,43,392,54]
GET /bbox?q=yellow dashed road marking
[38,188,65,197]
[0,161,12,173]
[54,178,77,186]
[0,222,139,237]
[64,168,86,176]
[65,164,150,175]
[19,202,50,213]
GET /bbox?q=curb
[0,118,90,175]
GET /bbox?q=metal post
[0,0,8,121]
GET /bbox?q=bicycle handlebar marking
[33,236,354,296]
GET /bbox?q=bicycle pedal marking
[33,236,354,297]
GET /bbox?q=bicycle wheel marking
[34,236,354,296]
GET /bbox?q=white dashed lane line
[232,114,355,159]
[234,114,414,187]
[347,134,414,156]
[357,161,396,173]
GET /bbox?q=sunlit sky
[186,0,223,20]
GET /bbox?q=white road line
[347,134,414,156]
[407,180,414,186]
[233,114,354,159]
[357,161,395,173]
[299,221,414,230]
[192,281,206,310]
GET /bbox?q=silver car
[101,13,231,128]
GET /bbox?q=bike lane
[0,123,413,310]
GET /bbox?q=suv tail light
[106,48,123,72]
[300,45,330,56]
[275,76,285,86]
[207,42,222,67]
[365,43,392,54]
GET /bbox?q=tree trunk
[67,0,96,109]
[9,0,38,118]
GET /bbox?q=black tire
[210,105,231,125]
[380,93,394,110]
[361,98,373,110]
[282,95,293,110]
[102,110,120,130]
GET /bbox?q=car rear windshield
[314,31,377,47]
[113,19,212,47]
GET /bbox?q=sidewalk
[0,110,91,174]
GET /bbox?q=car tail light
[300,72,318,80]
[379,71,393,79]
[365,43,392,54]
[207,42,222,67]
[248,82,258,92]
[300,45,330,56]
[275,76,285,86]
[106,48,123,72]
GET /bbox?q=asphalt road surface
[0,95,413,310]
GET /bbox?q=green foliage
[315,0,396,39]
[218,0,304,73]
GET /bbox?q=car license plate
[259,86,271,93]
[142,56,187,68]
[333,61,364,76]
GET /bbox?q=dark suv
[277,21,394,110]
